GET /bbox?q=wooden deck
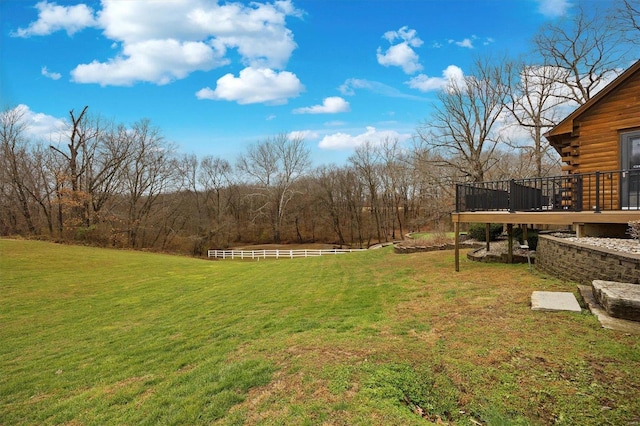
[451,210,639,226]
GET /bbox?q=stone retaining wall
[394,242,483,254]
[536,235,640,285]
[394,243,456,254]
[467,248,531,264]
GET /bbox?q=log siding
[545,60,640,210]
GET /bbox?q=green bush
[467,223,503,242]
[513,227,538,251]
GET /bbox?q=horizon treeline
[0,103,557,254]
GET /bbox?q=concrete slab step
[531,291,582,312]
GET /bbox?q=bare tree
[47,107,132,241]
[314,165,349,245]
[349,142,384,242]
[616,0,640,43]
[25,144,59,236]
[85,122,131,227]
[198,155,232,247]
[417,56,511,182]
[0,106,37,233]
[410,148,461,228]
[48,106,97,229]
[120,119,176,248]
[236,133,310,243]
[505,61,566,177]
[340,166,368,247]
[533,4,629,105]
[199,156,231,229]
[380,139,413,239]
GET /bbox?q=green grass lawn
[1,239,639,425]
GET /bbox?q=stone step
[531,291,582,312]
[592,280,640,322]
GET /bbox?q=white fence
[207,248,366,260]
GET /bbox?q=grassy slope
[1,239,638,425]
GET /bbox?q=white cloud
[41,66,61,80]
[324,120,346,127]
[72,39,225,86]
[536,0,572,17]
[339,78,372,96]
[339,78,426,101]
[17,0,302,87]
[382,26,421,46]
[289,130,319,140]
[12,104,67,142]
[196,67,304,105]
[445,35,493,49]
[318,126,411,151]
[293,97,350,114]
[12,1,97,37]
[449,38,474,49]
[377,26,423,74]
[97,0,299,69]
[407,65,465,92]
[377,44,423,74]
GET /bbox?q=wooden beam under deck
[451,210,640,226]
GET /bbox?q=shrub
[467,223,503,242]
[513,227,539,251]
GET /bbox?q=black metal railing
[455,170,640,213]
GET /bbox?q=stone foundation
[536,235,640,285]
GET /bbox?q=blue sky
[1,0,593,165]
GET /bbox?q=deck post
[454,221,460,272]
[507,224,513,264]
[594,171,601,213]
[509,179,516,213]
[485,223,490,252]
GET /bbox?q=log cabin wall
[546,61,640,211]
[571,71,640,173]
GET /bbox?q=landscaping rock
[592,280,640,322]
[394,241,482,254]
[466,240,535,264]
[578,285,640,333]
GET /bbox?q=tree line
[2,1,638,254]
[0,105,551,253]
